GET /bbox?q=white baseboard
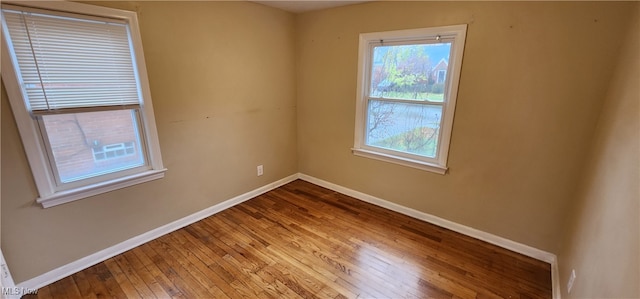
[298,173,561,298]
[551,255,561,299]
[15,173,299,290]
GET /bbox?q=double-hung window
[353,25,467,174]
[1,2,165,208]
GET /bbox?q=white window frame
[352,25,467,174]
[1,1,166,208]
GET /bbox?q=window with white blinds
[1,1,165,208]
[2,5,141,113]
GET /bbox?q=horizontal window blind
[2,6,141,113]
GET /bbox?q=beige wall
[1,1,297,283]
[295,1,636,252]
[558,5,639,297]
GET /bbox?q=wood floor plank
[222,210,369,298]
[114,254,157,298]
[47,277,70,299]
[267,187,480,298]
[129,246,186,299]
[29,284,52,299]
[61,276,84,298]
[165,230,242,298]
[102,258,141,298]
[155,236,223,296]
[217,207,352,298]
[190,220,273,297]
[120,250,171,298]
[218,210,347,298]
[85,262,127,298]
[148,238,229,298]
[281,182,549,298]
[28,180,552,299]
[228,210,377,297]
[139,242,205,298]
[70,271,98,299]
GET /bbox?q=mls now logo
[1,287,38,296]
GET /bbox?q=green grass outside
[372,127,438,158]
[376,91,444,102]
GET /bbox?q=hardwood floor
[25,180,552,298]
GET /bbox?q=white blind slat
[2,8,141,112]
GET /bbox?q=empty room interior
[0,1,638,298]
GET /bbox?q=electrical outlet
[257,165,263,176]
[567,269,576,293]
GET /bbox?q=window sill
[352,148,447,175]
[36,169,167,208]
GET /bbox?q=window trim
[352,25,467,174]
[1,1,166,208]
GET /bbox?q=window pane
[370,43,451,102]
[42,110,146,183]
[366,100,442,158]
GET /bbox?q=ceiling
[252,1,369,13]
